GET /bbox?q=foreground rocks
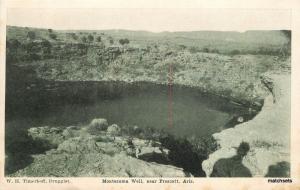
[202,73,291,177]
[10,120,189,177]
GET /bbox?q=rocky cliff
[202,73,291,177]
[9,119,190,177]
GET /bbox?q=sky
[5,0,292,32]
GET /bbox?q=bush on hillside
[27,31,36,40]
[87,34,94,43]
[119,38,130,45]
[96,36,102,42]
[49,33,57,40]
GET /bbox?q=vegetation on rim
[6,26,291,107]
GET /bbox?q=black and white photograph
[1,2,298,188]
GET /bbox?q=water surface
[6,81,250,138]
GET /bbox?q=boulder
[87,118,108,134]
[28,126,64,146]
[107,124,121,136]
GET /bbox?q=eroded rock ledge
[9,119,190,177]
[202,73,291,177]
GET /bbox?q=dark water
[6,81,251,138]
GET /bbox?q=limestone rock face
[11,119,189,177]
[202,74,291,177]
[11,150,188,177]
[28,126,64,146]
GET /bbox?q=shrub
[188,136,220,158]
[41,39,52,57]
[229,49,241,55]
[119,38,130,45]
[81,36,87,43]
[70,33,78,40]
[202,47,210,53]
[41,39,51,48]
[27,31,36,40]
[108,37,114,44]
[87,34,94,43]
[96,36,102,42]
[49,33,57,40]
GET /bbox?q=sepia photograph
[1,1,300,189]
[5,22,291,178]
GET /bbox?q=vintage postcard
[0,0,300,189]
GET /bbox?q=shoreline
[202,73,291,177]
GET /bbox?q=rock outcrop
[87,118,109,134]
[28,126,64,146]
[107,124,121,136]
[202,73,291,177]
[11,119,189,177]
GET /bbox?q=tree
[8,39,21,50]
[87,34,94,43]
[108,36,114,45]
[119,38,130,45]
[27,31,36,40]
[48,29,53,33]
[81,36,87,43]
[78,43,88,55]
[70,33,78,40]
[41,39,52,56]
[24,42,41,61]
[96,36,102,42]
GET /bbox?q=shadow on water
[265,161,290,177]
[210,142,252,177]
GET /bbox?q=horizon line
[7,25,290,33]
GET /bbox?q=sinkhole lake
[6,81,252,138]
